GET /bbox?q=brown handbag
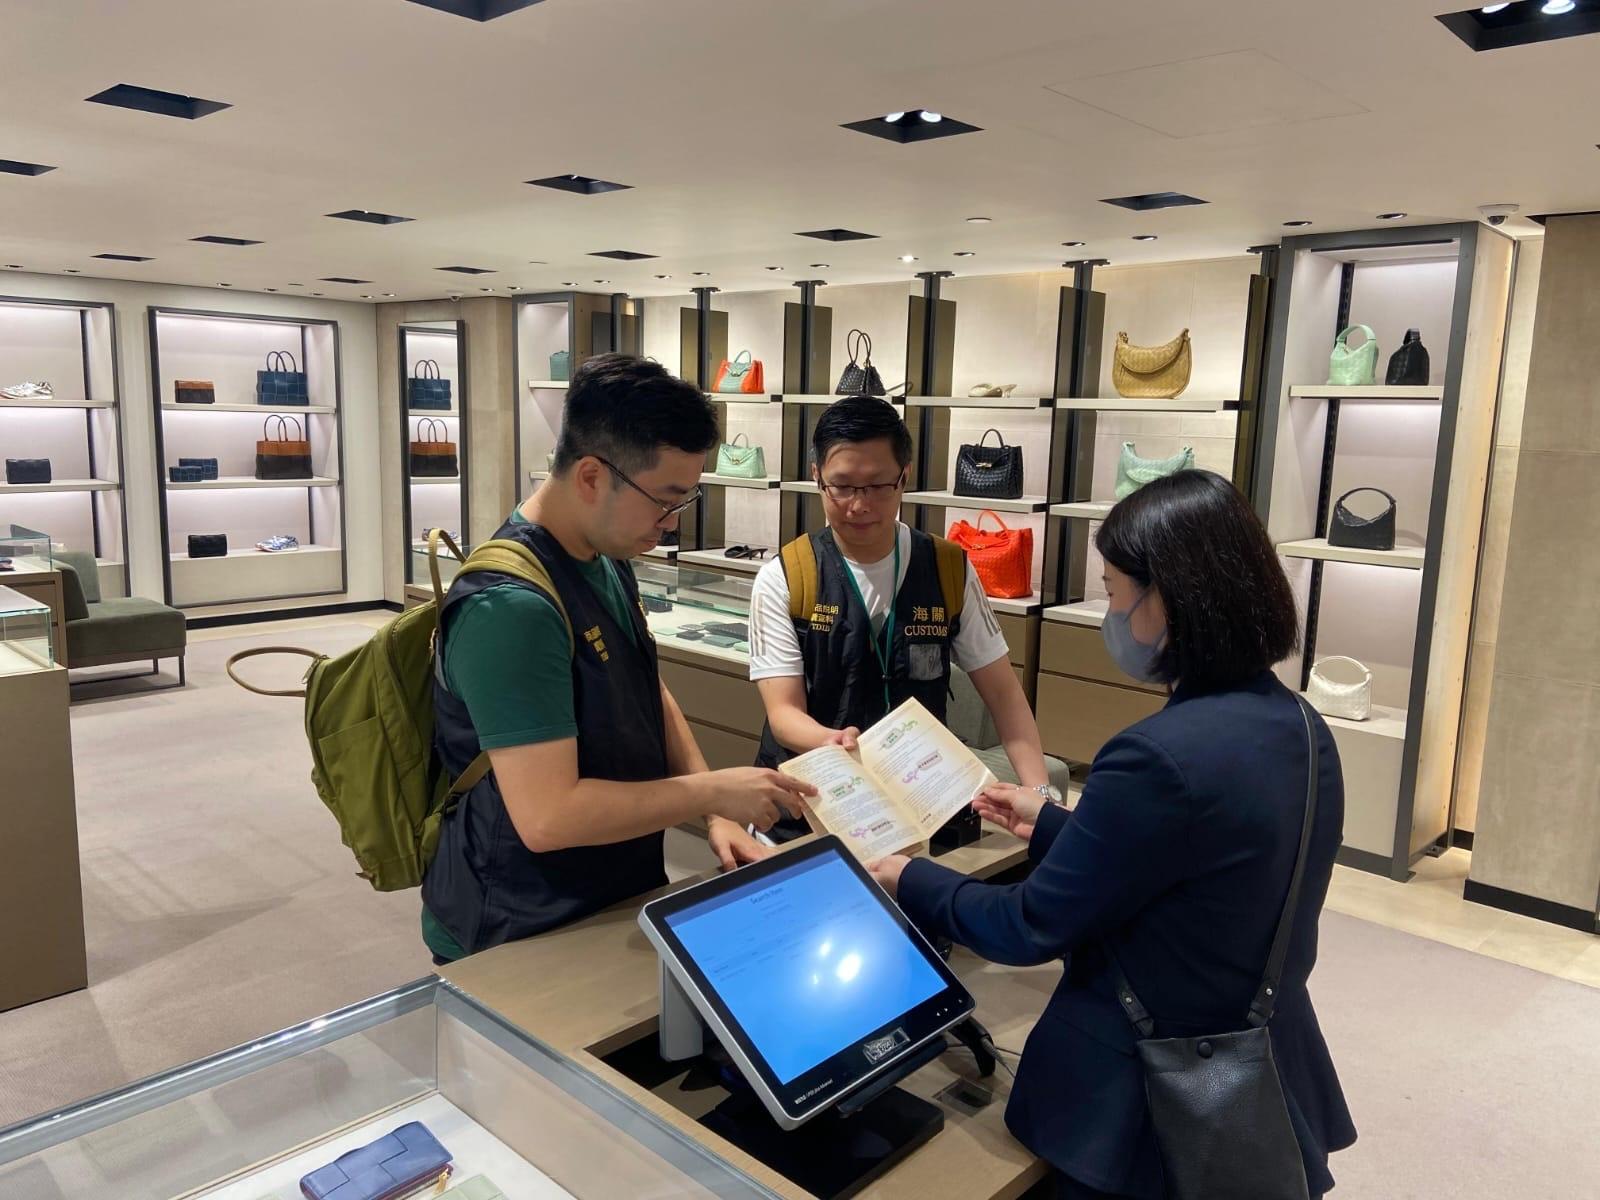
[174,379,216,404]
[409,417,458,478]
[255,414,313,480]
[1112,329,1192,399]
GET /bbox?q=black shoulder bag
[1107,696,1319,1200]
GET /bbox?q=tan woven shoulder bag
[1112,329,1192,399]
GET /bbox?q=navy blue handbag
[408,358,452,410]
[299,1120,452,1200]
[178,456,219,480]
[256,350,309,406]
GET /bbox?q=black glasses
[816,475,905,502]
[596,457,701,521]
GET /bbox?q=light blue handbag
[1328,325,1379,387]
[715,432,766,479]
[548,349,570,382]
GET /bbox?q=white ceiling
[0,0,1589,303]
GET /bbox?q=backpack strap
[781,534,819,623]
[931,534,967,622]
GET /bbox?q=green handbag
[1115,442,1194,500]
[1328,325,1379,387]
[715,432,766,479]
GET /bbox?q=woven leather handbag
[715,432,767,479]
[174,379,216,404]
[409,417,458,477]
[548,349,570,382]
[1328,326,1379,387]
[408,359,452,410]
[1385,329,1431,386]
[179,456,219,480]
[4,458,51,485]
[712,350,766,395]
[255,414,313,481]
[835,329,886,396]
[954,428,1024,500]
[1114,443,1194,500]
[1326,487,1396,551]
[255,350,309,405]
[1306,656,1373,721]
[186,533,228,559]
[1112,329,1192,399]
[947,511,1033,598]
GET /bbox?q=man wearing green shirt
[421,354,812,962]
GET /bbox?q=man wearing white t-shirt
[749,397,1050,839]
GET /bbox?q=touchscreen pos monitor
[638,836,974,1130]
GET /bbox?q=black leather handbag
[1385,329,1430,386]
[1107,697,1319,1200]
[1327,487,1396,551]
[187,533,228,558]
[179,456,219,480]
[5,458,51,484]
[834,329,886,396]
[953,429,1023,500]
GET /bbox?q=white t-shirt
[748,523,1011,682]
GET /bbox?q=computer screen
[664,851,947,1083]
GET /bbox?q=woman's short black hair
[1095,469,1299,691]
[812,396,913,470]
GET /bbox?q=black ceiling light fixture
[1132,234,1160,242]
[1101,192,1207,212]
[93,253,151,262]
[953,251,975,257]
[796,228,878,242]
[0,158,55,176]
[438,265,495,274]
[192,235,262,246]
[1377,211,1408,220]
[86,83,230,120]
[405,0,547,20]
[842,109,982,144]
[1283,220,1314,227]
[1438,0,1600,51]
[328,209,413,225]
[527,174,631,195]
[320,276,372,284]
[590,249,657,260]
[1061,240,1086,248]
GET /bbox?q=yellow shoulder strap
[781,534,820,623]
[931,535,968,622]
[454,537,576,658]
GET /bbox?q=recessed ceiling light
[953,251,975,257]
[593,279,610,284]
[264,287,277,292]
[654,274,671,279]
[218,283,233,288]
[93,253,151,262]
[327,210,413,225]
[809,263,830,269]
[766,266,785,272]
[920,111,943,123]
[885,111,906,122]
[311,292,324,296]
[505,285,520,291]
[0,158,56,176]
[966,216,992,224]
[192,235,261,246]
[6,264,23,269]
[360,293,372,299]
[1132,235,1159,242]
[1103,192,1208,212]
[561,281,577,286]
[287,282,304,287]
[1283,220,1314,227]
[527,260,546,265]
[85,83,230,120]
[406,0,547,21]
[692,271,710,277]
[1481,2,1510,9]
[845,109,979,143]
[527,174,632,195]
[439,265,495,274]
[383,292,396,297]
[1061,240,1085,248]
[1542,0,1575,14]
[899,255,918,263]
[63,268,80,273]
[480,287,493,292]
[320,276,371,284]
[1377,212,1408,220]
[797,228,878,241]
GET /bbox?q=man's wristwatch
[1033,784,1065,807]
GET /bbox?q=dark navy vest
[756,527,960,772]
[422,519,668,954]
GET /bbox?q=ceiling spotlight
[653,274,671,279]
[311,292,324,296]
[899,254,918,262]
[885,111,906,123]
[965,216,992,224]
[1480,2,1510,10]
[360,293,372,299]
[5,264,21,269]
[810,263,830,269]
[1061,240,1086,248]
[218,283,233,288]
[953,251,975,257]
[692,271,710,276]
[1377,211,1408,220]
[264,287,277,292]
[1283,220,1313,227]
[1131,234,1159,242]
[527,260,547,265]
[920,111,943,123]
[562,281,576,286]
[1542,1,1575,14]
[63,268,80,273]
[593,279,609,284]
[382,292,396,297]
[505,285,520,291]
[766,266,785,272]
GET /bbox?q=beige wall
[1469,216,1600,915]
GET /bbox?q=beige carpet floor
[2,624,1598,1197]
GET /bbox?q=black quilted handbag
[1385,328,1431,386]
[5,458,51,484]
[1327,487,1396,551]
[953,429,1023,500]
[187,533,228,558]
[834,329,886,396]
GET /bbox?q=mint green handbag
[715,432,766,479]
[1115,442,1194,500]
[1328,325,1379,387]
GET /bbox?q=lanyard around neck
[839,534,900,712]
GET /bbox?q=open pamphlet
[778,698,997,860]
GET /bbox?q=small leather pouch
[169,465,205,483]
[179,456,219,480]
[4,458,51,484]
[175,379,216,404]
[187,533,228,558]
[299,1121,452,1200]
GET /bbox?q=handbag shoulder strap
[1109,695,1320,1037]
[1336,325,1375,348]
[976,509,1009,533]
[846,329,863,366]
[1312,656,1372,683]
[263,413,288,442]
[1333,486,1395,512]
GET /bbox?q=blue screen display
[664,852,945,1084]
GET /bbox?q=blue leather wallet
[299,1121,452,1200]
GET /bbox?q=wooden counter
[441,833,1054,1199]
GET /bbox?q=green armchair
[55,551,187,688]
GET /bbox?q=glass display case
[0,978,777,1200]
[0,583,54,671]
[640,559,755,662]
[0,522,52,571]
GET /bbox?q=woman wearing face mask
[869,470,1355,1199]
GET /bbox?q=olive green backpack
[226,531,573,891]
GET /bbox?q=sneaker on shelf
[0,381,53,400]
[255,535,300,553]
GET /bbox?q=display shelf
[1043,598,1108,628]
[167,476,340,490]
[1276,538,1425,570]
[1313,700,1409,742]
[704,391,781,404]
[699,473,781,490]
[0,478,119,495]
[777,394,905,406]
[410,475,462,485]
[986,592,1044,616]
[526,379,569,390]
[905,395,1052,410]
[529,469,551,481]
[1054,396,1235,412]
[676,547,768,576]
[640,544,679,562]
[1288,384,1445,403]
[0,396,112,410]
[779,480,819,494]
[903,490,1049,514]
[161,402,338,414]
[1050,500,1116,520]
[406,406,459,417]
[169,543,340,563]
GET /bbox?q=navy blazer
[899,670,1357,1198]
